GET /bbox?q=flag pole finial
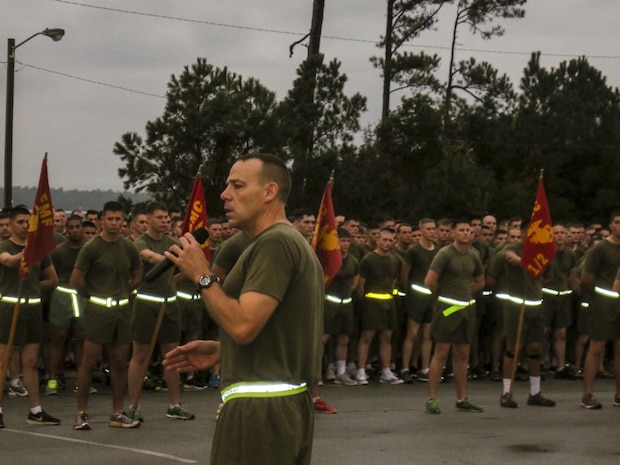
[539,169,544,179]
[329,170,335,182]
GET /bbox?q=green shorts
[48,288,86,330]
[503,301,545,345]
[323,297,354,336]
[212,391,314,465]
[431,300,476,344]
[543,294,572,330]
[131,297,180,344]
[83,301,131,345]
[360,298,397,332]
[177,293,204,333]
[588,294,620,341]
[0,302,42,345]
[406,290,436,324]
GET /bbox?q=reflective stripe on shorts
[437,296,475,317]
[220,381,307,403]
[88,296,130,307]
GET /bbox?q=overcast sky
[1,0,619,197]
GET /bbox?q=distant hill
[11,186,152,211]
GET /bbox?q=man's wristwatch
[197,274,220,290]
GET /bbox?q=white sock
[530,376,541,396]
[30,405,42,415]
[357,368,366,377]
[10,378,20,387]
[382,367,391,376]
[503,379,512,394]
[336,360,346,376]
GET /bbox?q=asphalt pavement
[1,372,619,465]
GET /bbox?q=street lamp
[4,28,65,208]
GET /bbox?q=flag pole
[132,268,176,411]
[0,280,25,404]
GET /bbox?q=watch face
[199,275,212,287]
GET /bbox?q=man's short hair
[67,214,83,224]
[239,153,291,204]
[396,223,411,233]
[102,201,124,215]
[207,217,222,227]
[452,218,470,229]
[145,201,168,215]
[337,227,351,239]
[292,208,314,221]
[10,205,30,219]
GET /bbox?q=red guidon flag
[311,178,342,286]
[20,154,56,278]
[182,174,211,262]
[521,172,556,278]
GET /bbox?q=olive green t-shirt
[74,236,142,298]
[134,233,179,296]
[51,241,82,286]
[212,232,252,274]
[220,223,323,386]
[498,243,543,300]
[429,244,483,301]
[584,239,620,290]
[326,254,359,297]
[0,240,51,297]
[546,247,577,290]
[359,251,401,294]
[404,243,438,285]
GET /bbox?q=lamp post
[4,28,65,208]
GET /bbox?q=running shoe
[527,392,556,407]
[8,379,28,397]
[26,410,61,426]
[166,405,195,420]
[580,394,602,409]
[314,398,337,414]
[109,411,140,428]
[500,392,518,408]
[426,398,441,414]
[73,411,91,430]
[455,398,483,413]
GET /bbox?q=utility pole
[308,0,325,57]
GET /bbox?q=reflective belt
[542,288,573,296]
[176,291,201,300]
[581,302,590,309]
[0,296,41,305]
[410,284,432,295]
[364,292,394,300]
[56,286,80,317]
[482,290,493,296]
[136,293,177,303]
[594,286,619,299]
[325,295,353,304]
[220,381,307,404]
[393,289,406,297]
[88,296,130,307]
[437,296,475,317]
[495,293,543,306]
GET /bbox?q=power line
[51,0,620,61]
[4,61,166,99]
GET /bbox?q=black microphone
[143,227,210,283]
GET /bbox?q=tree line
[113,0,620,225]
